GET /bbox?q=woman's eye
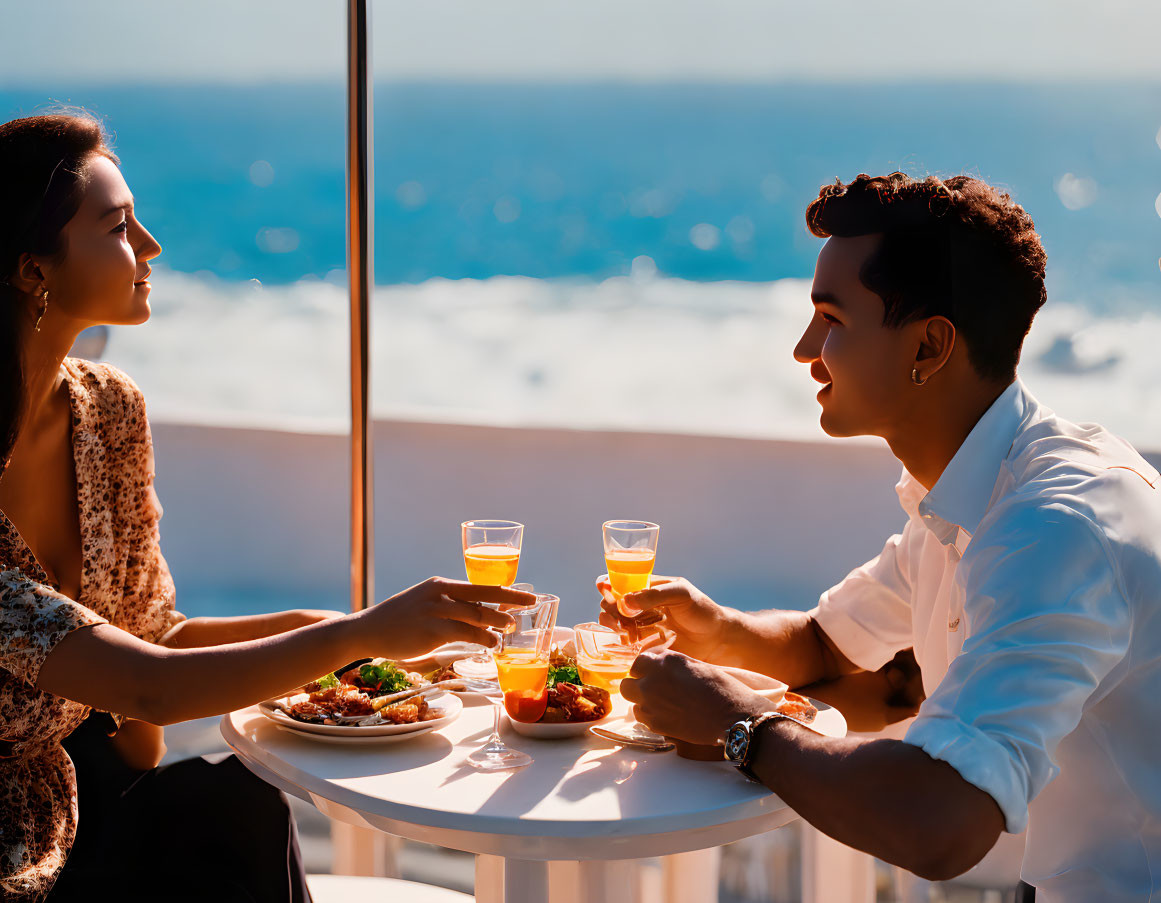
[112,221,128,234]
[821,313,840,325]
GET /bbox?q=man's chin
[818,405,858,438]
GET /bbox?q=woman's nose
[136,224,162,262]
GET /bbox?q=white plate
[799,699,845,739]
[269,722,449,745]
[258,691,462,738]
[504,706,613,739]
[590,697,845,749]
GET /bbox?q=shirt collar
[908,379,1036,545]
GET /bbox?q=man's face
[793,234,919,438]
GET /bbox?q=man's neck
[884,378,1012,491]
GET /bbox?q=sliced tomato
[504,689,548,723]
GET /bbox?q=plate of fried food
[504,638,616,739]
[259,658,463,743]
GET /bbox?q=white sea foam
[101,267,1161,450]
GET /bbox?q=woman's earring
[911,368,927,386]
[34,289,48,332]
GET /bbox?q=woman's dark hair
[804,172,1047,382]
[0,111,119,475]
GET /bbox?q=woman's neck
[20,321,80,434]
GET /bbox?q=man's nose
[793,315,824,363]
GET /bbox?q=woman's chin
[123,293,152,325]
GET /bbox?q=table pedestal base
[476,852,716,903]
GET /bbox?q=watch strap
[734,711,787,782]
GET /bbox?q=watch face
[725,724,749,762]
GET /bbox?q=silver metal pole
[347,0,374,612]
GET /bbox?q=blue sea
[3,82,1158,298]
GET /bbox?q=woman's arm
[37,577,531,726]
[110,718,167,770]
[156,609,344,648]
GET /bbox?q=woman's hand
[352,577,536,661]
[619,649,769,746]
[597,575,735,661]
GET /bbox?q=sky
[2,0,1160,84]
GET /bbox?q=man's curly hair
[805,172,1047,382]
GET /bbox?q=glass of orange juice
[574,622,637,694]
[602,520,659,617]
[467,593,558,772]
[462,520,523,586]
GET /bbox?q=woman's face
[38,154,161,328]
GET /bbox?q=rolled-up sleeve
[809,522,915,672]
[904,504,1131,834]
[0,569,107,686]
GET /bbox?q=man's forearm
[711,609,844,688]
[751,720,1004,880]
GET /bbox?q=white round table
[221,696,841,903]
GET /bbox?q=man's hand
[596,575,737,662]
[619,649,771,746]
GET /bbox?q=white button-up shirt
[812,379,1161,902]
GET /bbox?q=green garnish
[358,660,413,694]
[548,663,582,688]
[315,672,340,690]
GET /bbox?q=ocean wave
[101,267,1160,449]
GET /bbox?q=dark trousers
[48,715,312,903]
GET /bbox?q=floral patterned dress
[0,358,184,901]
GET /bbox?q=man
[610,173,1161,902]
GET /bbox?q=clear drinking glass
[467,593,558,772]
[594,620,673,746]
[602,520,659,618]
[462,520,523,586]
[573,622,637,694]
[452,582,534,681]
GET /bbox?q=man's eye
[821,313,840,324]
[112,221,128,233]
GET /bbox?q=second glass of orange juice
[494,594,557,721]
[466,593,557,771]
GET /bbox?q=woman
[0,111,528,902]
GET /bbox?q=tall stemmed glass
[601,520,669,744]
[457,520,524,679]
[467,593,558,772]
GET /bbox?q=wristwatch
[724,711,788,782]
